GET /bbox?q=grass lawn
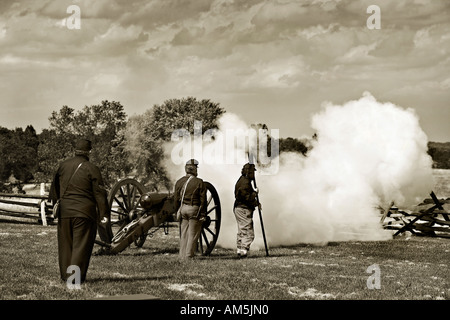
[1,168,448,305]
[0,221,448,301]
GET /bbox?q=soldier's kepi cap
[243,163,256,171]
[75,138,92,152]
[186,159,199,166]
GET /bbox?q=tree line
[0,97,310,193]
[428,142,450,169]
[4,97,445,193]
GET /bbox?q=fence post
[40,183,47,226]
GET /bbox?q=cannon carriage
[95,178,221,256]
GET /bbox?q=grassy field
[0,169,448,302]
[0,221,448,301]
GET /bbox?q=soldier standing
[174,159,207,259]
[233,163,261,258]
[50,138,109,283]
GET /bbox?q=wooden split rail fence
[382,192,450,239]
[1,185,449,240]
[0,183,54,226]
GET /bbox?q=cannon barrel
[140,192,171,211]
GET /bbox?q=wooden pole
[252,178,269,257]
[247,153,269,256]
[380,201,394,223]
[0,202,41,213]
[40,183,47,226]
[430,191,448,221]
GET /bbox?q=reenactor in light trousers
[174,159,207,259]
[233,163,261,258]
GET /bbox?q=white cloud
[311,0,342,11]
[414,27,433,48]
[336,42,378,64]
[299,23,340,40]
[0,0,449,141]
[242,56,307,89]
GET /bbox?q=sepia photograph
[0,0,448,313]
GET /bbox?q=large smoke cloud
[165,92,434,250]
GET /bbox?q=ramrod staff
[251,170,269,257]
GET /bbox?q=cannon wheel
[101,178,147,246]
[198,182,221,256]
[100,178,221,255]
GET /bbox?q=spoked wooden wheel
[99,178,147,245]
[198,182,221,256]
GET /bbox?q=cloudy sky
[0,0,449,141]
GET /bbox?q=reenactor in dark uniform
[234,163,261,258]
[174,159,207,258]
[49,139,109,283]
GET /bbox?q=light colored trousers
[179,204,202,258]
[234,206,255,251]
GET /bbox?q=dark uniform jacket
[174,174,207,216]
[49,155,109,222]
[234,175,258,211]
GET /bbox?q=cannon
[95,178,221,256]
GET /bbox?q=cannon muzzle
[140,192,169,210]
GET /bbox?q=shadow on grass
[95,241,343,260]
[206,242,342,259]
[203,251,292,260]
[92,246,180,257]
[117,247,180,256]
[86,275,172,283]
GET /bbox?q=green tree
[35,128,73,182]
[116,111,168,190]
[151,97,225,140]
[279,137,309,156]
[120,97,225,191]
[428,142,450,169]
[0,126,39,184]
[38,101,127,184]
